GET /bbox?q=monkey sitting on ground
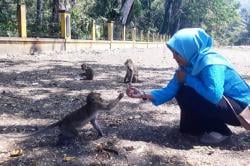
[124,59,139,84]
[11,92,124,145]
[79,63,94,80]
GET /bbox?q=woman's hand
[176,69,186,83]
[126,86,143,98]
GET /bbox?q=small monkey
[11,92,124,145]
[79,63,94,80]
[124,59,138,84]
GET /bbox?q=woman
[126,28,250,144]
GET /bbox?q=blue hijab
[167,28,233,75]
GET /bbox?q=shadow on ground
[0,58,249,166]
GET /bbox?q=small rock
[123,146,134,151]
[134,115,141,119]
[128,116,133,120]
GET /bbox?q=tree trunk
[120,0,134,25]
[160,0,173,35]
[170,0,182,36]
[36,0,43,26]
[50,0,59,36]
[51,0,59,23]
[160,0,182,36]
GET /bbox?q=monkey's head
[81,63,87,70]
[86,92,103,104]
[124,59,133,66]
[124,59,134,71]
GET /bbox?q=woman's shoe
[200,131,230,144]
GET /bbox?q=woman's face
[172,51,188,67]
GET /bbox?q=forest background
[0,0,250,45]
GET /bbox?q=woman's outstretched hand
[126,86,143,98]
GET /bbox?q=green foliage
[151,0,164,30]
[238,8,250,45]
[133,0,143,16]
[70,0,94,39]
[90,0,121,21]
[23,0,60,38]
[0,1,18,37]
[136,0,164,32]
[180,0,246,45]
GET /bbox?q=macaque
[13,92,124,145]
[124,59,138,84]
[79,63,94,80]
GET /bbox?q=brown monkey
[11,92,124,145]
[79,63,94,80]
[124,59,138,84]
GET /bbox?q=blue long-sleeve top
[150,65,250,106]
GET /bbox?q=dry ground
[0,46,249,166]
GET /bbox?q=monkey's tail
[2,121,60,138]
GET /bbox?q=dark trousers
[175,86,246,136]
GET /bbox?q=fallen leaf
[63,155,75,162]
[10,148,23,157]
[96,143,105,151]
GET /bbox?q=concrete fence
[0,5,166,55]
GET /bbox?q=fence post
[140,30,143,41]
[165,35,168,41]
[122,25,126,41]
[132,27,136,42]
[147,30,150,42]
[91,20,96,40]
[17,4,27,38]
[59,10,71,39]
[108,21,114,41]
[147,30,150,48]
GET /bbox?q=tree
[160,0,245,45]
[237,8,250,45]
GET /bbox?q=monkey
[79,63,94,80]
[9,92,124,145]
[124,59,139,84]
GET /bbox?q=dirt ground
[0,46,249,166]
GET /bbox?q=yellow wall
[0,37,164,55]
